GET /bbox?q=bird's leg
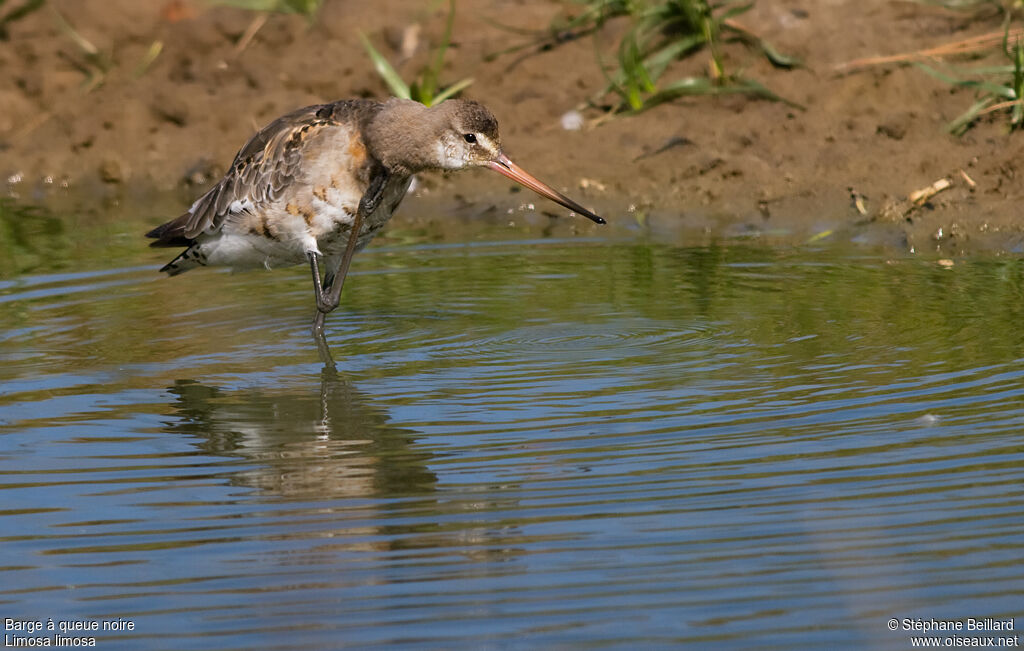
[309,252,334,338]
[307,251,332,312]
[321,169,389,309]
[310,167,390,337]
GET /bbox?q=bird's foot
[308,251,340,314]
[315,295,340,314]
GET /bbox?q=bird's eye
[463,133,477,144]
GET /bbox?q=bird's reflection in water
[163,359,436,501]
[161,340,526,565]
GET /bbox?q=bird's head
[433,99,503,170]
[373,98,605,224]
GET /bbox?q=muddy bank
[3,0,1024,253]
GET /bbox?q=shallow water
[1,200,1023,649]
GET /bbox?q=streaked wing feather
[146,99,378,248]
[184,105,328,238]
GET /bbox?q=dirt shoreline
[3,0,1024,253]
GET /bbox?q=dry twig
[835,28,1024,73]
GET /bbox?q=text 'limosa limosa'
[146,98,606,338]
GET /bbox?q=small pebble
[100,159,123,184]
[560,110,584,131]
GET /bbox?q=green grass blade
[948,96,996,135]
[717,2,754,22]
[643,34,705,81]
[50,4,99,56]
[730,77,805,109]
[622,75,802,113]
[940,63,1014,76]
[756,38,801,69]
[714,14,801,69]
[133,40,163,78]
[1014,39,1023,93]
[915,62,1016,97]
[615,30,645,110]
[281,0,321,16]
[409,79,423,104]
[431,77,474,104]
[1011,40,1023,127]
[1,0,44,25]
[951,79,1014,97]
[1003,15,1011,57]
[359,31,410,99]
[211,0,281,11]
[593,30,632,110]
[423,0,457,103]
[623,77,726,113]
[629,34,655,92]
[211,0,319,16]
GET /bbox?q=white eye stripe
[475,134,497,152]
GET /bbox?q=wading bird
[146,98,606,338]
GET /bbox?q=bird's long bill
[488,153,606,224]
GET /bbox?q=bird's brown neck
[364,99,444,176]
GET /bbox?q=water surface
[1,200,1023,649]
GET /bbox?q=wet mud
[3,0,1024,252]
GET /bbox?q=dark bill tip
[488,154,606,225]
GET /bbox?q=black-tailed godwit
[147,98,605,336]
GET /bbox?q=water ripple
[1,241,1023,648]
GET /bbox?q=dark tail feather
[146,213,194,248]
[158,247,205,276]
[149,212,203,275]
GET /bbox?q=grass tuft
[597,0,801,115]
[359,0,473,106]
[915,25,1024,134]
[490,0,799,118]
